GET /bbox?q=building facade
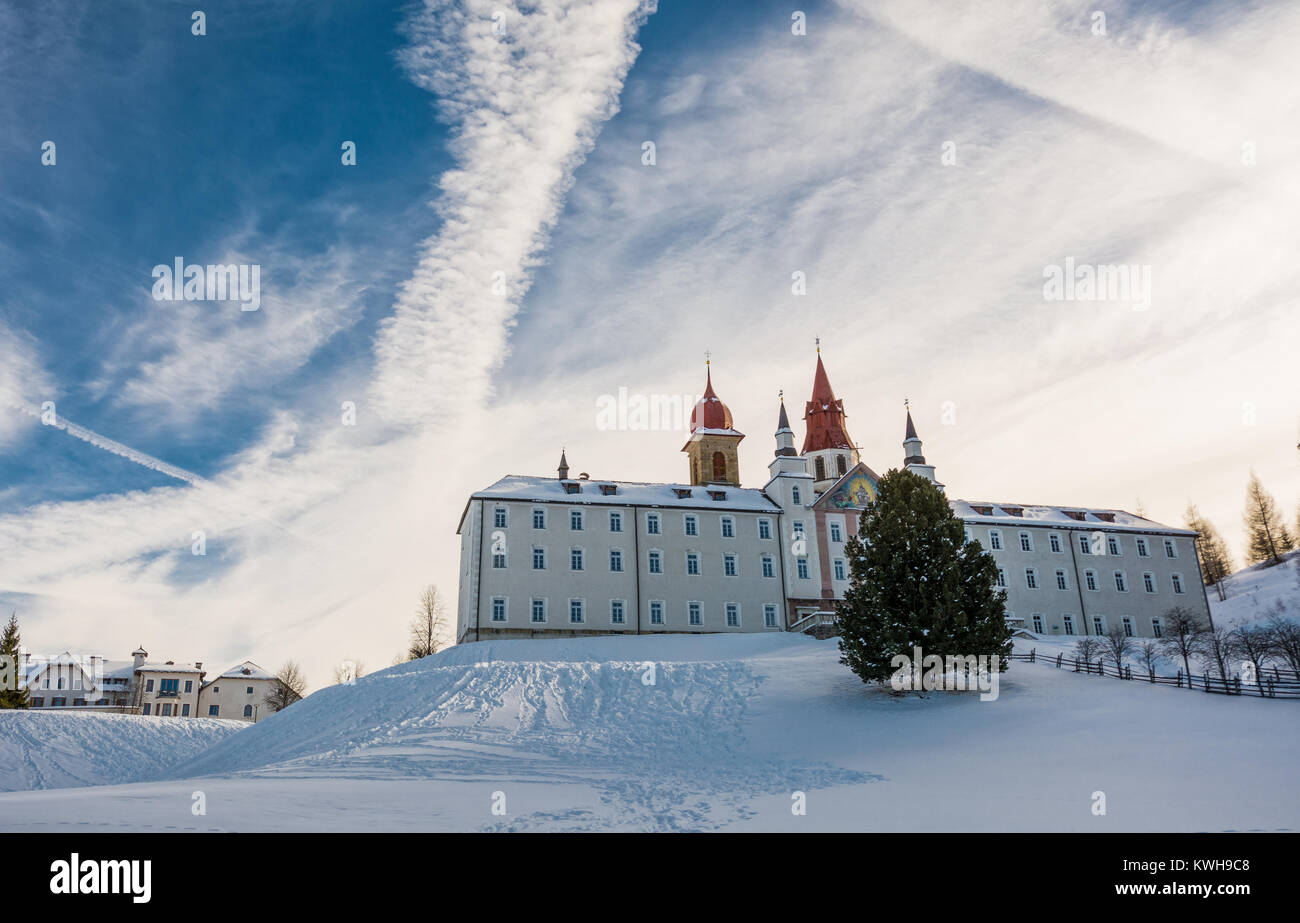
[456,352,1214,643]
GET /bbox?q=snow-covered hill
[0,711,243,792]
[1209,549,1300,629]
[1,632,1295,832]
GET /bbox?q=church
[455,352,1213,643]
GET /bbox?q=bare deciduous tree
[409,584,447,660]
[1103,625,1132,669]
[1193,625,1236,681]
[1137,639,1161,675]
[332,658,365,685]
[1073,637,1102,668]
[1157,606,1202,681]
[267,660,307,712]
[1266,606,1300,673]
[1232,625,1275,683]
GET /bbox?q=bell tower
[682,359,744,486]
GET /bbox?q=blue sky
[2,0,1297,686]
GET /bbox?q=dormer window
[709,490,726,501]
[599,484,617,496]
[971,505,993,516]
[563,483,580,495]
[673,487,692,499]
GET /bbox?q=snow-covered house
[457,351,1214,642]
[198,661,277,722]
[21,652,134,710]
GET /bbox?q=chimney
[132,647,148,669]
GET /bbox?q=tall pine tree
[1243,472,1291,566]
[837,469,1012,687]
[0,612,30,709]
[1184,502,1233,600]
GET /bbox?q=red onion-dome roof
[691,366,734,431]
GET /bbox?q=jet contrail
[6,400,205,485]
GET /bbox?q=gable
[813,462,882,511]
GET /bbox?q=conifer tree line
[1181,471,1297,601]
[1,612,31,709]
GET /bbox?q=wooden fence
[1008,649,1300,699]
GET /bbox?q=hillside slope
[0,711,243,792]
[1,632,1295,832]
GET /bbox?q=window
[493,548,507,569]
[532,508,546,529]
[142,703,152,715]
[761,555,775,578]
[797,558,810,579]
[686,552,700,575]
[646,513,660,535]
[1063,615,1075,635]
[145,679,154,692]
[684,514,698,536]
[764,605,779,628]
[989,530,1003,550]
[1122,616,1134,637]
[1025,568,1038,589]
[213,686,220,693]
[532,547,546,570]
[1136,538,1149,557]
[1078,534,1092,554]
[1142,572,1156,593]
[1093,616,1105,635]
[570,509,584,531]
[834,559,846,581]
[815,457,827,481]
[208,705,219,716]
[600,484,617,496]
[564,483,580,494]
[570,548,584,571]
[1049,533,1062,553]
[836,455,847,476]
[712,452,728,481]
[721,516,735,538]
[569,600,584,624]
[609,511,623,532]
[1107,536,1121,556]
[758,518,772,540]
[246,686,253,694]
[1114,571,1128,592]
[160,678,179,696]
[491,597,507,622]
[1164,539,1178,559]
[1019,531,1033,552]
[494,507,508,528]
[182,704,190,716]
[1151,617,1163,638]
[1085,569,1098,591]
[1032,614,1044,633]
[611,600,625,624]
[609,549,624,572]
[996,568,1007,588]
[1171,573,1184,594]
[161,704,173,716]
[723,554,737,577]
[1055,569,1069,590]
[648,550,662,574]
[725,603,740,627]
[531,599,546,623]
[243,705,253,718]
[830,522,843,543]
[184,680,193,693]
[649,601,664,625]
[791,485,801,505]
[688,602,702,626]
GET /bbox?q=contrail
[6,400,205,485]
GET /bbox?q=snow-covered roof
[214,660,275,681]
[950,500,1194,536]
[135,661,204,674]
[467,475,782,517]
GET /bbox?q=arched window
[243,705,253,718]
[836,455,847,476]
[712,451,727,481]
[815,456,826,481]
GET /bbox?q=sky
[2,0,1297,690]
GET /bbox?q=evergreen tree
[1184,502,1233,601]
[837,469,1012,688]
[0,612,31,709]
[1243,472,1290,565]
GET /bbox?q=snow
[0,711,243,793]
[950,499,1193,535]
[1207,550,1300,629]
[0,631,1295,831]
[469,475,782,512]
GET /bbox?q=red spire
[690,364,736,431]
[802,351,854,453]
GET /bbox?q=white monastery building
[456,352,1214,643]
